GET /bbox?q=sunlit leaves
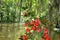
[40,11,47,17]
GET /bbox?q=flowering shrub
[19,10,52,40]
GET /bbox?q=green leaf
[40,11,46,17]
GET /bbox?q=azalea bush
[21,19,52,40]
[19,9,52,40]
[19,0,60,40]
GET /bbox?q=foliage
[0,0,20,22]
[0,0,60,40]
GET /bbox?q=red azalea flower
[35,18,39,22]
[44,34,49,39]
[30,20,35,25]
[35,18,39,25]
[36,22,39,26]
[34,22,39,27]
[36,27,41,32]
[31,26,36,30]
[33,18,40,26]
[44,28,48,34]
[34,23,37,27]
[24,22,29,27]
[49,37,52,40]
[25,28,29,33]
[22,35,27,40]
[45,38,49,40]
